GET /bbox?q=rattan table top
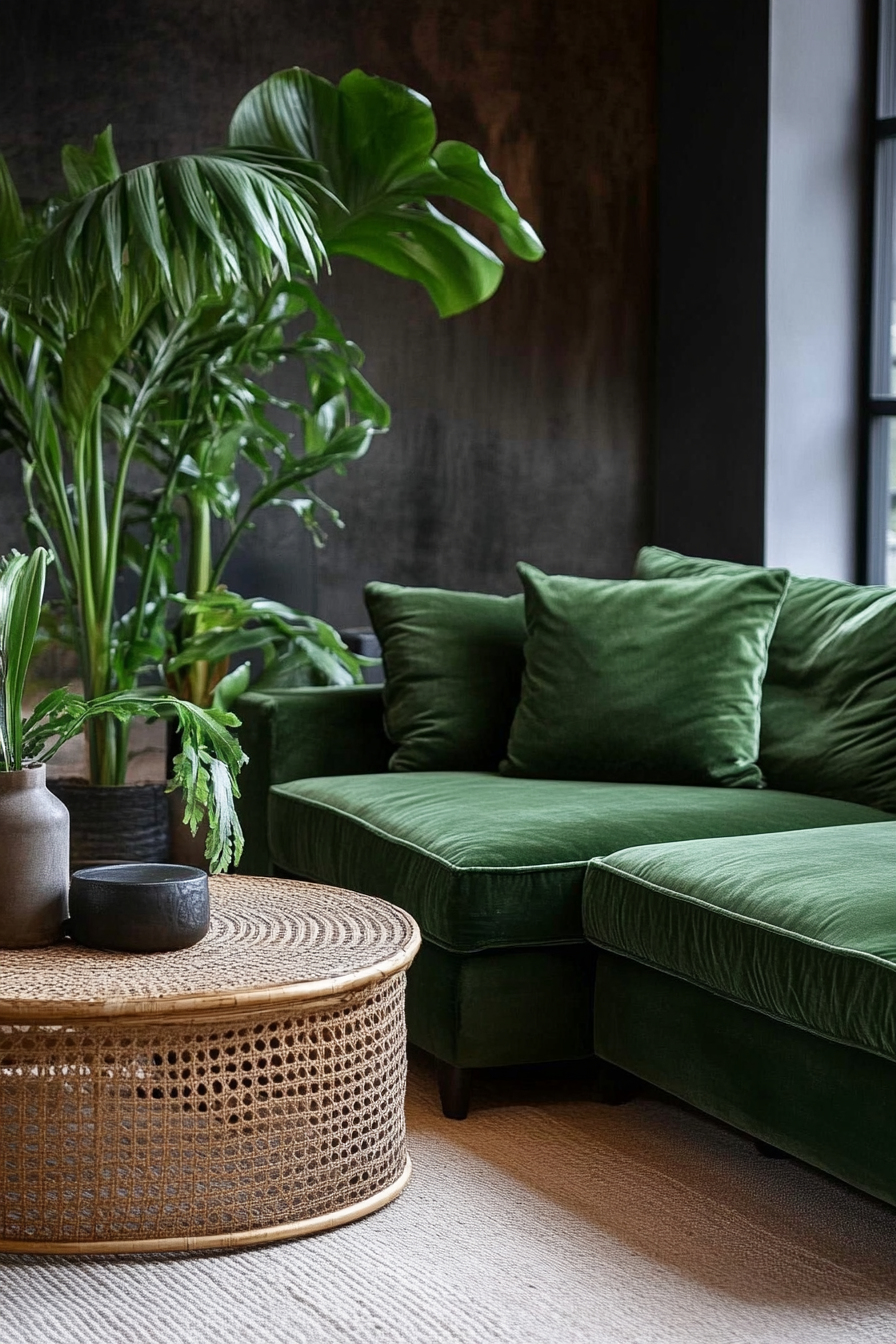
[0,875,420,1023]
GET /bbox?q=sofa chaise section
[583,822,896,1205]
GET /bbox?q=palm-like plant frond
[2,133,330,322]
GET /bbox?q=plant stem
[186,494,213,706]
[79,409,127,785]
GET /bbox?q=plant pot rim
[71,862,205,885]
[49,778,167,792]
[0,762,48,789]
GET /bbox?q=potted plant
[0,68,543,867]
[0,123,328,862]
[0,547,67,946]
[0,546,245,947]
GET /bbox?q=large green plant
[119,276,386,707]
[0,129,329,784]
[0,68,543,783]
[167,71,544,705]
[0,547,244,870]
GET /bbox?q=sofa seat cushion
[268,772,891,954]
[584,822,896,1062]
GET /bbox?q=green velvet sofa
[234,551,896,1204]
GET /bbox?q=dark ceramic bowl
[66,863,210,953]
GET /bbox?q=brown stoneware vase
[0,764,70,947]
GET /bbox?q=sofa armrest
[234,685,390,875]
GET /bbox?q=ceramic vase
[0,764,70,947]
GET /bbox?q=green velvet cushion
[267,771,889,952]
[364,581,525,771]
[635,546,896,812]
[584,821,896,1061]
[501,562,788,786]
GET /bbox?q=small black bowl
[66,863,210,953]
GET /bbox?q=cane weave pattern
[0,877,418,1249]
[0,877,418,1014]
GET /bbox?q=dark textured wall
[654,0,770,566]
[0,0,656,627]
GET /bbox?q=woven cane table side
[0,877,420,1254]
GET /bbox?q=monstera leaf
[229,68,544,317]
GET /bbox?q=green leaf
[20,686,245,872]
[428,141,544,261]
[199,156,284,279]
[24,149,327,320]
[94,127,122,182]
[61,125,122,198]
[331,202,504,318]
[165,157,236,283]
[61,148,98,201]
[321,421,375,457]
[20,688,84,761]
[0,155,25,261]
[0,547,49,770]
[167,624,278,671]
[99,181,125,283]
[212,660,252,711]
[168,588,365,688]
[60,289,140,426]
[230,66,342,173]
[229,67,543,314]
[126,165,172,286]
[345,366,391,429]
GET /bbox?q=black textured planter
[66,863,209,953]
[49,780,169,872]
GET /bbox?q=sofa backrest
[634,547,896,814]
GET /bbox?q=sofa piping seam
[589,859,896,972]
[271,791,590,876]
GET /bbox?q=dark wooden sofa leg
[437,1061,472,1120]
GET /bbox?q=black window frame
[866,0,896,583]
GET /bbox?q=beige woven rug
[2,1050,896,1344]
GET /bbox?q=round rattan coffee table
[0,875,420,1255]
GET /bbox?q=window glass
[871,141,896,394]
